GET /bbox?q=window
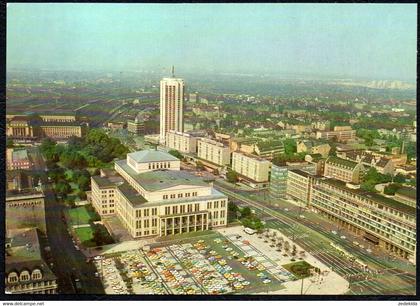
[163,195,168,200]
[165,207,170,215]
[144,220,150,227]
[152,208,157,215]
[192,192,198,196]
[207,202,212,209]
[178,193,183,198]
[195,203,200,211]
[188,204,192,213]
[170,194,176,199]
[144,209,149,217]
[172,206,178,214]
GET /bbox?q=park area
[66,205,114,248]
[94,227,348,295]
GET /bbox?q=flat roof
[320,178,416,216]
[127,149,179,163]
[116,182,147,206]
[91,175,124,188]
[115,160,208,192]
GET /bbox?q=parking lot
[94,227,348,295]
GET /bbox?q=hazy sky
[7,3,417,80]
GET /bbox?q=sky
[7,3,417,81]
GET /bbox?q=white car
[331,231,337,235]
[75,245,80,250]
[340,236,346,239]
[366,249,372,253]
[284,208,289,212]
[299,215,305,219]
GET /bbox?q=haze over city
[7,3,417,81]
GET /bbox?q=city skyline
[7,3,417,81]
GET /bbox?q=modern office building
[324,156,364,184]
[160,67,185,143]
[197,138,231,168]
[310,178,416,262]
[91,149,228,238]
[5,228,58,294]
[254,140,285,160]
[232,151,271,188]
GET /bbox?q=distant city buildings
[127,113,146,135]
[91,149,228,238]
[315,126,356,143]
[297,140,331,158]
[6,113,87,141]
[159,67,185,143]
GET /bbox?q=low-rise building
[7,149,33,170]
[254,140,285,160]
[197,138,231,167]
[5,228,58,294]
[315,127,356,142]
[91,149,228,238]
[297,140,331,158]
[324,156,364,184]
[340,151,395,175]
[310,178,416,262]
[232,152,271,188]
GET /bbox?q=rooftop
[326,156,359,169]
[319,178,416,217]
[116,182,147,206]
[115,159,208,192]
[91,175,124,189]
[127,149,179,163]
[395,186,416,200]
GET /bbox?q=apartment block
[232,151,271,188]
[197,138,231,167]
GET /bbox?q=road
[213,181,416,295]
[43,181,105,294]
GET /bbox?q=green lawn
[67,206,96,226]
[282,261,315,279]
[74,227,96,248]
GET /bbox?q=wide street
[42,181,104,294]
[213,181,416,295]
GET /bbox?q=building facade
[315,128,356,142]
[91,149,228,238]
[324,156,364,184]
[310,178,416,262]
[269,162,316,200]
[197,138,231,167]
[160,72,185,142]
[231,152,271,188]
[286,169,315,205]
[165,130,199,154]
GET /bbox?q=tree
[393,173,407,184]
[168,149,183,160]
[384,183,402,195]
[282,138,297,155]
[196,161,205,171]
[226,169,239,183]
[241,207,252,218]
[54,180,72,197]
[77,175,91,191]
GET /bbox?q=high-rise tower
[159,66,184,143]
